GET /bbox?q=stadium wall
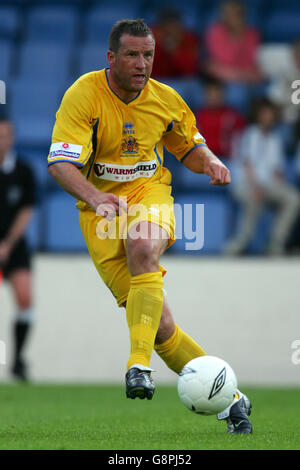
[1,255,300,386]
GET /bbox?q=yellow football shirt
[48,69,207,207]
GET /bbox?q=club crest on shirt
[121,136,139,156]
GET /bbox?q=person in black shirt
[0,118,36,381]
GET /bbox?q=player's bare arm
[48,161,128,219]
[183,145,231,186]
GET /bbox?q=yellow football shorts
[79,183,176,307]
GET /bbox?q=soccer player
[48,19,252,434]
[0,118,36,381]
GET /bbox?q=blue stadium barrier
[203,3,262,30]
[162,78,204,111]
[164,154,233,193]
[142,1,204,33]
[162,151,184,190]
[10,80,61,146]
[44,192,88,252]
[84,5,140,43]
[18,42,72,83]
[25,204,43,251]
[19,149,51,194]
[163,2,203,30]
[201,7,220,30]
[78,43,109,76]
[284,158,299,186]
[224,82,251,114]
[178,164,218,192]
[263,0,300,8]
[264,9,300,42]
[0,6,20,39]
[98,0,142,10]
[143,0,204,7]
[248,208,276,255]
[0,39,13,82]
[169,192,231,255]
[28,0,83,5]
[231,206,276,255]
[25,5,78,44]
[202,0,264,12]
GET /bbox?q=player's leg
[124,185,175,379]
[79,207,166,399]
[125,218,209,398]
[155,299,205,374]
[9,268,33,381]
[124,222,167,399]
[125,221,168,370]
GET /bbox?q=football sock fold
[126,271,164,370]
[154,324,206,374]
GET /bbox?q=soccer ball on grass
[177,355,238,415]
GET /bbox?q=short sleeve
[48,80,96,168]
[162,92,207,161]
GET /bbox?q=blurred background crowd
[1,0,300,256]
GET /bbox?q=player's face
[0,122,14,160]
[108,34,155,95]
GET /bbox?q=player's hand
[203,156,231,186]
[95,193,128,221]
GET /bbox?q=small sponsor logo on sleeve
[49,142,83,160]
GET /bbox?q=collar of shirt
[0,150,17,174]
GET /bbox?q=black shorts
[2,238,31,279]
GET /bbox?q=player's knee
[127,238,160,274]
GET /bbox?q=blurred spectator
[195,79,246,159]
[264,40,300,124]
[205,0,263,84]
[0,118,36,381]
[151,8,200,79]
[285,112,300,251]
[224,98,300,256]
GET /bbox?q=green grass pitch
[0,384,299,450]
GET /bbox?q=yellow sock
[154,324,206,374]
[126,272,164,370]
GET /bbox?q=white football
[178,355,238,415]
